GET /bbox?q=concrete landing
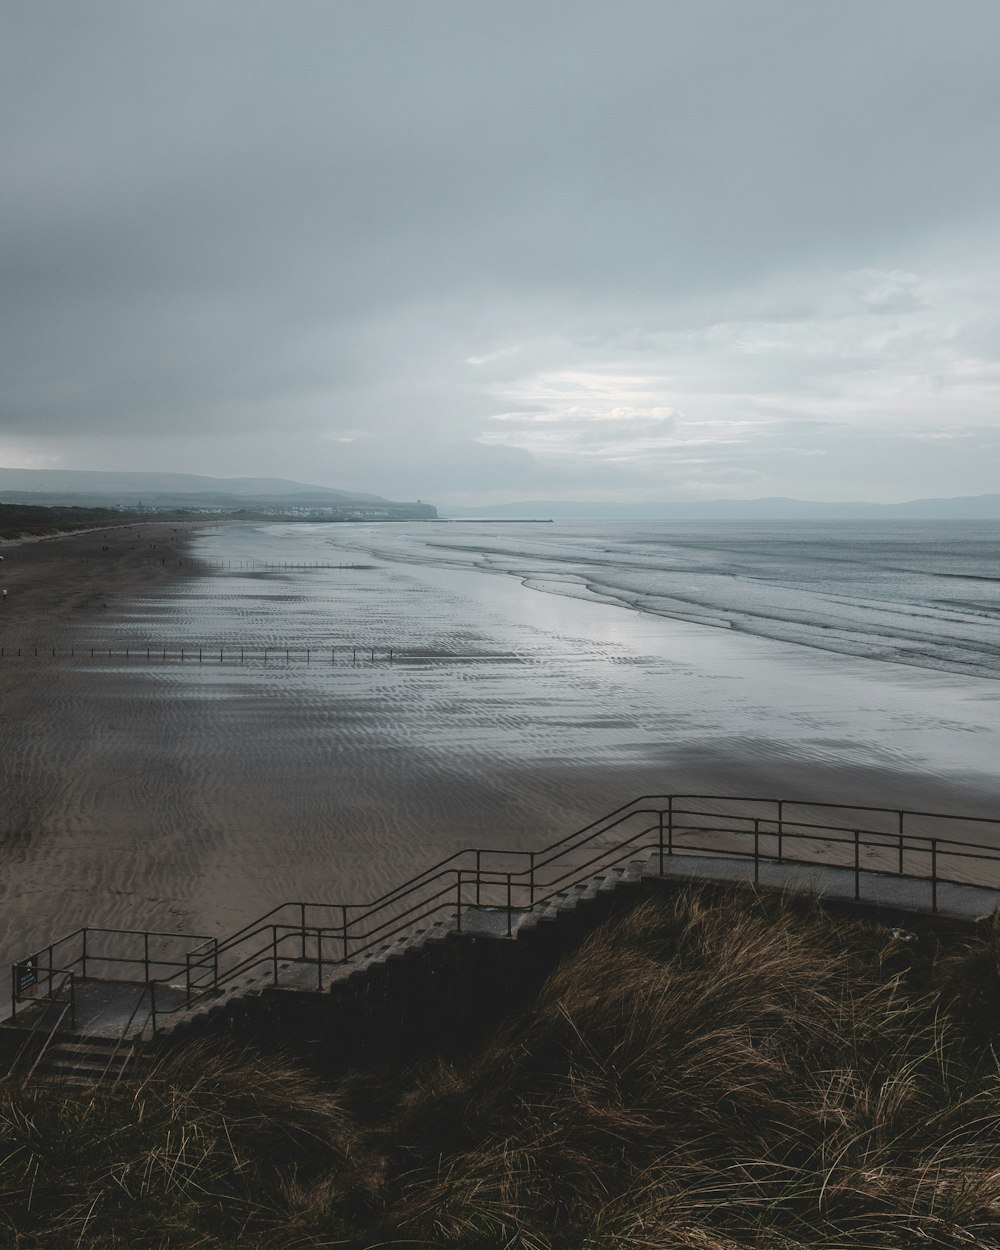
[655,854,1000,919]
[8,979,189,1039]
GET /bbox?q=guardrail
[12,796,1000,1040]
[9,926,215,1027]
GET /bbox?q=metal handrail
[13,796,1000,1036]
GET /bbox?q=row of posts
[0,645,394,664]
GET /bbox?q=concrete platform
[7,978,189,1039]
[654,853,1000,920]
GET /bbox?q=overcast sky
[2,1,999,504]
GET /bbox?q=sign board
[15,958,37,997]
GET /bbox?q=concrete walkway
[653,853,1000,920]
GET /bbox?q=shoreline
[1,518,998,976]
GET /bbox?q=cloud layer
[2,1,999,502]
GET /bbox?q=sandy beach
[2,519,999,982]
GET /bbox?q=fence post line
[506,874,513,936]
[754,820,760,885]
[271,927,279,985]
[185,952,192,1007]
[777,799,784,863]
[316,930,323,991]
[931,839,938,912]
[854,830,861,902]
[667,795,674,855]
[898,810,905,875]
[475,851,481,906]
[300,903,307,960]
[529,851,536,908]
[456,872,463,933]
[341,905,349,962]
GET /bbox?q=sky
[2,1,999,506]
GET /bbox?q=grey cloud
[2,1,1000,500]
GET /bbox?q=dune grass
[0,505,149,541]
[4,883,1000,1248]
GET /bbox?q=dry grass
[4,884,1000,1248]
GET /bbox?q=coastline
[2,518,999,981]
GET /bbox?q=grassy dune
[0,504,153,541]
[4,884,1000,1248]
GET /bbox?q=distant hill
[0,468,439,521]
[441,494,1000,521]
[0,468,387,508]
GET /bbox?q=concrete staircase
[154,855,657,1059]
[24,1034,140,1087]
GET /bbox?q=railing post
[529,851,536,908]
[667,795,674,855]
[341,905,349,962]
[456,872,463,933]
[317,930,323,990]
[300,903,307,960]
[898,810,905,875]
[507,873,513,937]
[271,926,279,985]
[185,951,192,1007]
[777,800,784,863]
[658,810,664,877]
[931,839,938,913]
[753,820,760,885]
[476,850,481,906]
[854,830,861,902]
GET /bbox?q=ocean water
[334,519,1000,681]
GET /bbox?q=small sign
[15,958,37,997]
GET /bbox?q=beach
[2,519,999,976]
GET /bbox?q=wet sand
[2,520,999,981]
